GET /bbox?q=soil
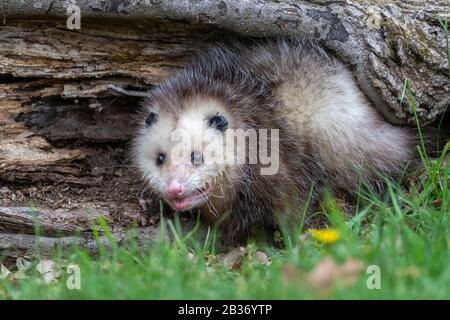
[0,141,158,231]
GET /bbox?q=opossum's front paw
[138,197,174,217]
[138,197,169,226]
[139,197,159,216]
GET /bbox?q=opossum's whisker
[204,197,219,217]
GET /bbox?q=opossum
[134,39,416,243]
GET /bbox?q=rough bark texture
[0,19,224,257]
[0,0,449,124]
[0,0,448,258]
[0,205,205,262]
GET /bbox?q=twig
[107,84,149,98]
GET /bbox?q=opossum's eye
[156,153,166,166]
[145,112,158,127]
[191,151,204,165]
[208,115,228,132]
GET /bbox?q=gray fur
[136,39,417,244]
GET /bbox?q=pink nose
[166,180,185,198]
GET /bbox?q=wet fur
[135,39,417,243]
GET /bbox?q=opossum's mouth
[168,183,212,212]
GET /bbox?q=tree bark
[0,206,205,261]
[0,221,163,261]
[0,0,448,124]
[0,0,448,258]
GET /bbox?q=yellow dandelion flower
[308,228,340,244]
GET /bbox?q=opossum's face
[135,98,236,212]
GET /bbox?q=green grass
[0,138,448,299]
[1,15,449,302]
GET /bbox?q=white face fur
[135,98,236,212]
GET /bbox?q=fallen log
[0,206,204,261]
[0,225,162,260]
[1,0,448,125]
[0,1,448,259]
[0,206,109,236]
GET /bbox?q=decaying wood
[0,1,448,258]
[0,19,228,185]
[0,206,110,236]
[0,205,130,259]
[0,206,205,260]
[0,224,162,260]
[0,0,448,125]
[0,99,86,183]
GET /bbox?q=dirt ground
[0,141,158,231]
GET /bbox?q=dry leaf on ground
[217,246,249,270]
[36,260,62,283]
[0,265,11,280]
[281,257,364,296]
[216,247,271,269]
[308,257,364,295]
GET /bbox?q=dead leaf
[217,246,248,270]
[338,259,364,286]
[205,254,216,266]
[255,251,271,266]
[187,252,195,261]
[215,247,271,270]
[308,257,339,293]
[281,264,305,286]
[308,257,364,296]
[0,264,11,280]
[16,257,31,272]
[281,257,364,296]
[36,260,62,284]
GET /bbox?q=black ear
[145,112,158,127]
[208,115,228,132]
